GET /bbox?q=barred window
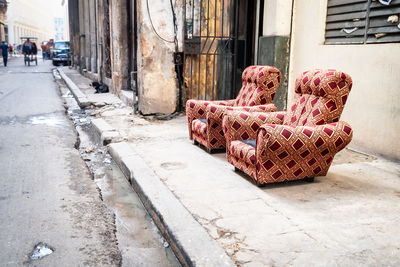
[325,0,400,44]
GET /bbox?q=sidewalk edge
[108,142,235,267]
[57,67,91,108]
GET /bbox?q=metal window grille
[183,0,240,101]
[325,0,400,44]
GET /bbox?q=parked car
[51,41,71,66]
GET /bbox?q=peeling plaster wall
[289,0,400,160]
[136,0,184,115]
[109,0,129,94]
[0,6,6,42]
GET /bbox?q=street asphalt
[0,57,121,266]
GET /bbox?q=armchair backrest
[283,69,352,126]
[234,65,281,107]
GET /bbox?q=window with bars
[325,0,400,44]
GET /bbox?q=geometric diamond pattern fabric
[256,122,353,184]
[223,69,354,185]
[283,69,352,126]
[186,65,282,150]
[229,140,257,178]
[222,111,286,176]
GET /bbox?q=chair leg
[234,167,241,172]
[304,177,315,183]
[256,182,266,188]
[193,140,199,146]
[255,179,267,187]
[207,147,226,154]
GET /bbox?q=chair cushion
[198,118,206,124]
[229,140,256,165]
[240,139,256,148]
[192,119,207,139]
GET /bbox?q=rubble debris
[387,15,399,23]
[85,147,94,153]
[341,27,358,34]
[29,242,54,260]
[375,33,387,38]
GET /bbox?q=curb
[108,142,235,267]
[58,67,91,108]
[64,68,235,266]
[91,118,122,145]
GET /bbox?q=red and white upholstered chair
[222,69,353,185]
[186,65,282,153]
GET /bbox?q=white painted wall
[262,0,292,36]
[288,0,400,160]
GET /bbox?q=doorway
[183,0,261,104]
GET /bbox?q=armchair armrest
[256,121,353,183]
[205,104,278,147]
[207,103,278,134]
[222,110,286,149]
[185,99,235,139]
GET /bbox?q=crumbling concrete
[136,0,184,115]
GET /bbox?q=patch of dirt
[332,148,376,165]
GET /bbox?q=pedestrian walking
[41,42,47,60]
[0,41,8,67]
[8,44,13,57]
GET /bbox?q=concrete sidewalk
[59,66,400,266]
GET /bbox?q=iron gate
[183,0,240,102]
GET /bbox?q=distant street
[0,56,121,266]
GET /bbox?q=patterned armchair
[222,69,353,185]
[186,65,282,152]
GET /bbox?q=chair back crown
[283,69,352,126]
[234,65,281,107]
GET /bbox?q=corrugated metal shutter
[325,0,400,44]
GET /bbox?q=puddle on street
[29,242,54,260]
[28,114,65,127]
[0,112,68,127]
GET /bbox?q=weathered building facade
[68,0,184,115]
[0,0,7,42]
[68,0,400,160]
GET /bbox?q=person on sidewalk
[8,44,13,57]
[0,41,8,67]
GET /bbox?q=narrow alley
[0,57,179,266]
[1,0,400,266]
